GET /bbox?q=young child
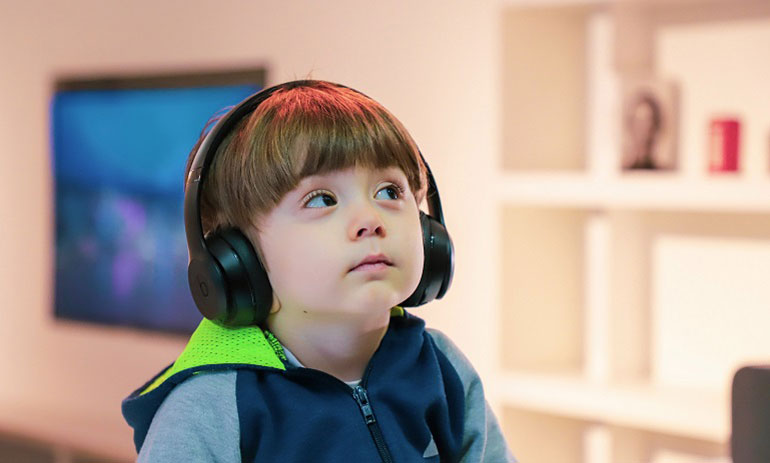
[122,80,514,462]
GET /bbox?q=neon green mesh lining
[141,319,286,395]
[140,306,405,395]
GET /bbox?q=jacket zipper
[276,335,395,462]
[353,384,394,463]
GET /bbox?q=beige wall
[0,0,500,451]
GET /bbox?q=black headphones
[184,80,454,327]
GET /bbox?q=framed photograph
[620,77,678,171]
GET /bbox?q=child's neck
[266,310,391,382]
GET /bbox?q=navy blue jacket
[122,310,514,462]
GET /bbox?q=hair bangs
[295,107,422,187]
[248,84,426,210]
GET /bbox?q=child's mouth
[350,253,393,272]
[352,262,392,272]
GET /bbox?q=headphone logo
[196,276,209,298]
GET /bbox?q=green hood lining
[141,306,405,395]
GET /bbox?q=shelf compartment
[499,206,587,374]
[501,4,593,172]
[648,217,770,392]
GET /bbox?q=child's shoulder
[152,370,238,426]
[425,327,483,388]
[425,327,464,359]
[136,370,240,461]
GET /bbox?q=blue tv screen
[52,71,263,334]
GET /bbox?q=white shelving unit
[495,1,770,462]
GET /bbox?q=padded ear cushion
[203,228,272,326]
[401,211,455,307]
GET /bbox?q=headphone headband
[184,85,283,259]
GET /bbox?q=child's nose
[348,203,386,240]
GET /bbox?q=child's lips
[351,262,392,273]
[350,253,393,272]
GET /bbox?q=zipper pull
[353,385,376,425]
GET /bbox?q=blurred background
[1,0,769,462]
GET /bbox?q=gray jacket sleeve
[428,328,517,463]
[137,370,240,463]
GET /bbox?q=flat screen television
[51,69,265,334]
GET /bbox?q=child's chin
[348,290,403,313]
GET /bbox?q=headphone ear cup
[218,228,273,324]
[401,211,455,307]
[188,254,229,324]
[195,228,272,326]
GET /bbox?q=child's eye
[303,191,337,208]
[375,183,403,201]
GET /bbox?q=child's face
[257,165,424,322]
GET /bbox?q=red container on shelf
[708,118,741,172]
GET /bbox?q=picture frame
[620,77,679,171]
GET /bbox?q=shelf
[492,371,729,443]
[497,172,770,213]
[499,206,587,374]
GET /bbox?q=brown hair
[184,80,427,259]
